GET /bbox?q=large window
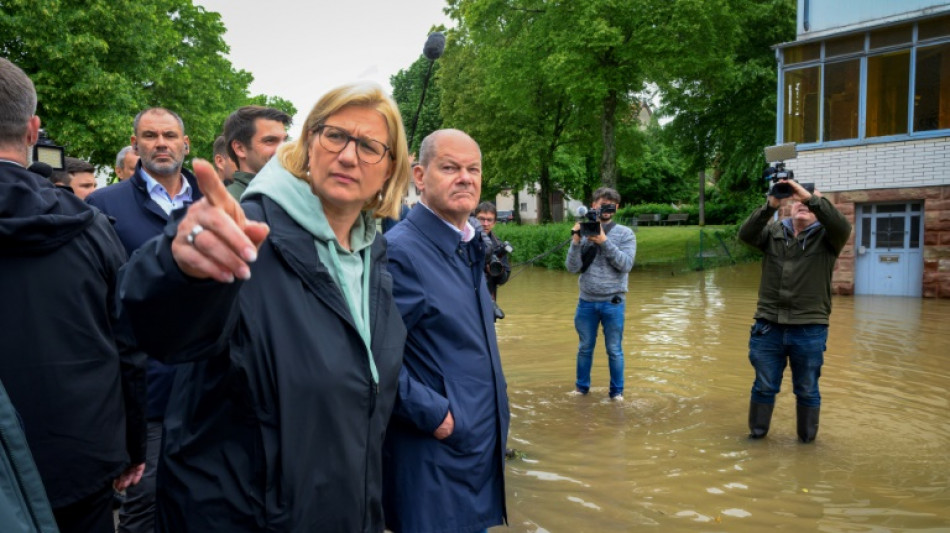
[915,42,950,131]
[867,50,910,137]
[784,67,820,144]
[779,14,950,145]
[823,60,860,141]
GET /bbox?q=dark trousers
[118,420,162,533]
[53,485,114,533]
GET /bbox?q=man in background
[738,179,851,443]
[114,145,139,182]
[212,134,235,185]
[86,106,201,533]
[65,156,97,200]
[222,105,290,200]
[474,201,511,309]
[0,55,146,533]
[566,187,636,402]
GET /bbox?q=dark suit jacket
[86,162,202,419]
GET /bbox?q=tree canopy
[0,0,296,169]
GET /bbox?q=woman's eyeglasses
[313,124,393,165]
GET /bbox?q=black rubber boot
[796,404,820,443]
[748,401,774,439]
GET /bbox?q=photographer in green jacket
[738,179,852,443]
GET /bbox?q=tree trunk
[513,190,521,224]
[600,89,619,189]
[538,163,552,224]
[698,169,706,226]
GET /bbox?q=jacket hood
[0,162,96,256]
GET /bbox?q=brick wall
[827,185,950,298]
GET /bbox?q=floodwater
[491,262,950,532]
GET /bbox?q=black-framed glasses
[313,124,393,165]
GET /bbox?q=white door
[854,203,923,297]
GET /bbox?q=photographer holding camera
[566,187,636,401]
[738,173,851,443]
[474,202,512,319]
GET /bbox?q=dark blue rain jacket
[383,205,509,533]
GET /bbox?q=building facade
[775,1,950,297]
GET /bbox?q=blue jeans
[748,319,827,408]
[574,298,625,397]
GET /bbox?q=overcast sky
[195,0,454,137]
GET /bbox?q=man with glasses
[474,201,511,318]
[738,179,850,443]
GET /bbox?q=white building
[775,0,950,297]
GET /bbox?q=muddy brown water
[490,262,950,532]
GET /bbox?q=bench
[662,213,689,225]
[637,213,661,226]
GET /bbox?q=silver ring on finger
[186,224,205,246]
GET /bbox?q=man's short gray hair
[417,129,481,168]
[0,57,37,147]
[115,145,134,170]
[132,107,185,136]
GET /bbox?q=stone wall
[827,185,950,298]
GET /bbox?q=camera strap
[579,244,598,273]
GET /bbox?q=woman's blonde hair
[277,82,410,219]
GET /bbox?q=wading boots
[796,404,820,443]
[748,401,774,439]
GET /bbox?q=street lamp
[32,129,64,170]
[408,32,445,150]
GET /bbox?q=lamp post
[408,32,445,150]
[32,129,65,170]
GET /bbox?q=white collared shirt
[140,168,193,215]
[418,201,477,242]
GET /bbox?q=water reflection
[492,263,950,532]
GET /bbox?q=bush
[614,195,765,226]
[494,222,574,271]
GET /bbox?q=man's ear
[184,135,191,152]
[131,135,138,152]
[412,164,425,191]
[231,139,248,159]
[26,115,41,146]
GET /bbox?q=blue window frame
[777,14,950,148]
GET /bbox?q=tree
[437,0,596,222]
[0,0,295,168]
[655,0,796,199]
[391,53,444,156]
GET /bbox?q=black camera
[487,241,512,277]
[763,143,813,199]
[576,204,616,237]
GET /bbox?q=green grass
[635,225,727,264]
[493,223,759,270]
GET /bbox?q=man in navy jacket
[383,129,509,533]
[86,107,201,533]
